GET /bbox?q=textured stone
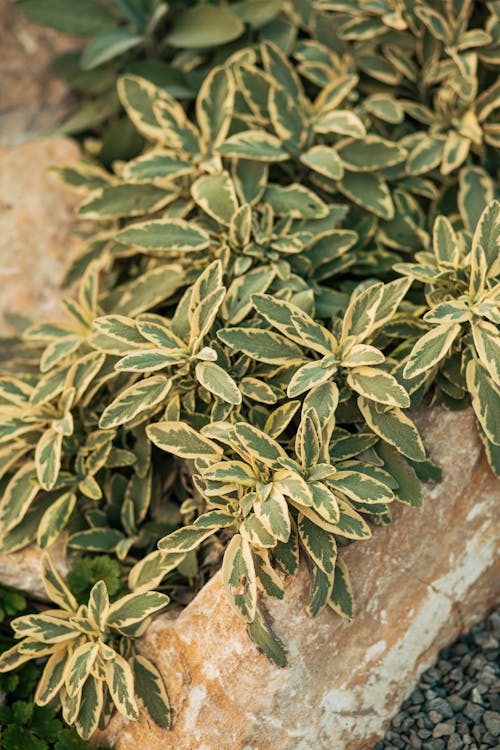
[96,407,500,750]
[0,0,77,144]
[0,137,86,328]
[0,538,68,599]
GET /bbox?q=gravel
[374,608,500,750]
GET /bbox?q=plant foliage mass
[1,0,499,738]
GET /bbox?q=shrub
[1,0,499,737]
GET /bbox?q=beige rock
[96,407,500,750]
[0,0,77,144]
[0,538,68,599]
[0,137,86,328]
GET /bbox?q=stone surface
[0,538,68,600]
[0,137,86,329]
[0,0,77,144]
[96,407,500,750]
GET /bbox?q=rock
[95,407,500,750]
[0,538,68,600]
[0,0,77,144]
[0,137,86,328]
[482,711,500,737]
[433,723,455,738]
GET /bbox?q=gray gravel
[374,608,500,750]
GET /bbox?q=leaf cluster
[18,0,286,152]
[0,556,170,739]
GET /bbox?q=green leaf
[168,4,245,48]
[307,564,334,617]
[347,367,410,408]
[263,183,328,219]
[129,549,185,592]
[11,613,80,643]
[117,75,166,141]
[88,580,109,630]
[191,172,238,226]
[222,534,257,622]
[403,324,461,379]
[365,94,404,123]
[218,130,289,161]
[158,524,220,553]
[147,421,222,459]
[78,184,173,220]
[196,66,234,148]
[472,321,500,385]
[297,514,337,574]
[358,398,427,461]
[132,655,171,729]
[330,470,394,504]
[424,301,470,324]
[107,591,169,628]
[314,109,366,138]
[218,327,303,364]
[123,149,194,182]
[234,422,287,466]
[329,500,372,540]
[100,375,172,429]
[195,361,241,405]
[342,282,383,342]
[117,218,210,253]
[37,492,77,549]
[0,462,39,535]
[115,350,182,373]
[471,200,500,271]
[224,267,275,324]
[458,167,495,232]
[240,514,276,547]
[288,360,336,398]
[406,136,445,176]
[68,528,126,552]
[300,145,344,180]
[35,428,63,491]
[125,61,194,98]
[35,648,68,706]
[337,136,407,171]
[466,359,500,445]
[18,0,115,34]
[310,482,340,524]
[376,443,423,507]
[246,607,289,667]
[328,558,354,618]
[106,654,139,720]
[254,488,291,542]
[338,172,394,219]
[66,642,99,697]
[81,29,143,71]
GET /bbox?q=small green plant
[398,201,500,473]
[0,583,98,750]
[0,556,171,739]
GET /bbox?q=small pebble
[482,710,500,737]
[447,734,462,750]
[464,703,484,723]
[433,722,454,738]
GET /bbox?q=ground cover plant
[1,0,499,740]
